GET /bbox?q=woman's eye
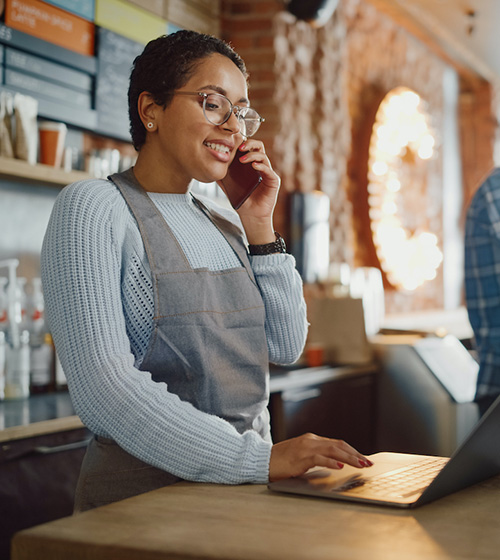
[205,95,226,111]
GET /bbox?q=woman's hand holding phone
[218,139,281,246]
[219,148,263,210]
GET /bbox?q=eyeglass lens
[202,93,262,137]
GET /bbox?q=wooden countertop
[0,392,84,442]
[0,415,84,443]
[12,474,500,560]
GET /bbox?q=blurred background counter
[0,392,89,560]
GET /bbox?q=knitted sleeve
[41,181,272,483]
[251,253,308,364]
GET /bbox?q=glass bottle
[28,278,55,393]
[55,350,68,391]
[5,329,30,399]
[0,277,8,334]
[30,332,55,394]
[0,331,5,401]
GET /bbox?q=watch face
[277,235,286,253]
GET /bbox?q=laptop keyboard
[335,457,449,499]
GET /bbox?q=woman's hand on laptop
[269,433,373,482]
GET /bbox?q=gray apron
[74,169,270,512]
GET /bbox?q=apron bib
[74,169,270,512]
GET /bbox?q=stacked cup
[38,121,67,168]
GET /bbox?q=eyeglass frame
[171,91,265,138]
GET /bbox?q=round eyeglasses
[173,91,265,138]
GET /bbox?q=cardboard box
[5,0,95,56]
[307,296,374,365]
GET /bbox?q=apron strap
[109,169,191,274]
[190,194,258,288]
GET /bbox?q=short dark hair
[128,30,248,150]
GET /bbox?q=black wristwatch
[248,232,286,255]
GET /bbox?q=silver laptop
[268,394,500,508]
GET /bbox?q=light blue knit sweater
[41,178,308,484]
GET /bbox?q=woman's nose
[222,108,243,134]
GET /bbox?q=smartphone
[220,150,263,210]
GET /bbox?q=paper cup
[38,121,67,167]
[305,344,324,368]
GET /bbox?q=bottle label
[0,342,5,400]
[30,344,53,387]
[5,344,30,399]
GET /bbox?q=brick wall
[221,0,498,313]
[220,1,287,232]
[459,77,496,209]
[342,0,446,312]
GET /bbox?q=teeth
[205,142,230,154]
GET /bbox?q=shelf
[0,156,92,188]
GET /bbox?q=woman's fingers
[237,141,277,185]
[239,139,265,155]
[322,437,373,467]
[269,433,373,482]
[231,140,281,221]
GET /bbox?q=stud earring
[147,122,154,129]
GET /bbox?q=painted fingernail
[240,154,248,161]
[337,462,344,469]
[359,460,368,467]
[366,459,374,466]
[239,143,246,151]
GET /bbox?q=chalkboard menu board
[0,23,97,129]
[95,28,144,142]
[0,22,152,142]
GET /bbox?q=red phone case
[220,153,263,209]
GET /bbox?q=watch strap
[248,232,286,255]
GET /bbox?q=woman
[41,30,372,512]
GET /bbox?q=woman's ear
[138,92,158,131]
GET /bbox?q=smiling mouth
[204,141,231,154]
